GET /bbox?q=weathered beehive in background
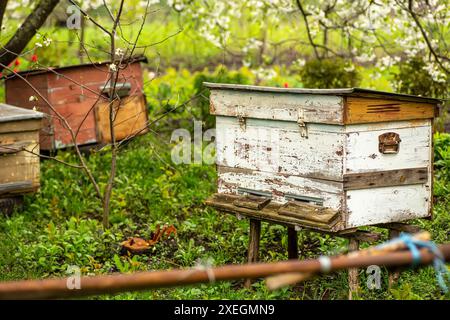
[206,83,441,232]
[4,57,148,151]
[0,104,43,199]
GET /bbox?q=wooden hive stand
[206,193,422,299]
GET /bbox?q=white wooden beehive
[205,83,441,232]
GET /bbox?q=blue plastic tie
[380,233,450,293]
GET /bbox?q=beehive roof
[0,103,44,123]
[4,55,147,79]
[203,82,443,104]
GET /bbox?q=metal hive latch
[298,107,308,138]
[236,105,247,130]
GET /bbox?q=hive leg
[348,237,360,300]
[388,229,401,288]
[287,226,298,260]
[245,219,261,288]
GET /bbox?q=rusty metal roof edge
[0,103,45,123]
[203,82,444,104]
[5,55,148,79]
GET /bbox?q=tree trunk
[0,0,60,70]
[0,0,8,33]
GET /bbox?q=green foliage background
[0,4,449,300]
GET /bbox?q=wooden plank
[211,90,344,124]
[248,219,261,265]
[0,130,40,190]
[278,201,339,224]
[0,130,39,145]
[0,119,43,134]
[233,195,271,210]
[0,196,24,215]
[429,123,434,218]
[206,193,343,232]
[376,222,422,234]
[344,119,430,132]
[205,83,442,104]
[245,219,261,288]
[47,62,144,93]
[342,230,382,243]
[217,166,344,211]
[0,141,31,154]
[0,181,34,195]
[287,227,298,260]
[346,184,431,228]
[216,116,345,181]
[345,124,431,173]
[50,100,98,148]
[206,194,385,238]
[388,229,401,289]
[0,155,40,187]
[5,74,53,150]
[348,238,360,300]
[345,97,436,124]
[96,95,148,143]
[343,167,428,190]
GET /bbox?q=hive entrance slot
[284,194,323,206]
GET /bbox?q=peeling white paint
[218,168,343,210]
[345,125,430,173]
[216,116,344,181]
[213,94,433,230]
[346,184,430,227]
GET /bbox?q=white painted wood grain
[346,184,431,227]
[214,111,433,228]
[211,90,344,124]
[345,125,431,173]
[216,116,344,181]
[344,119,431,133]
[218,166,344,211]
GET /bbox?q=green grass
[0,128,449,300]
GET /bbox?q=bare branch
[67,0,111,36]
[0,0,60,70]
[296,0,321,60]
[406,0,449,74]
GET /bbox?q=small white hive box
[205,83,441,232]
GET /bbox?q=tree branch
[406,0,449,74]
[0,0,8,33]
[0,0,60,70]
[296,0,321,60]
[102,0,126,228]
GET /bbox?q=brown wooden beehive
[4,57,148,151]
[0,103,43,198]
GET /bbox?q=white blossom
[109,64,118,72]
[43,38,52,47]
[115,48,124,57]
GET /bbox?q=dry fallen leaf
[121,225,177,255]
